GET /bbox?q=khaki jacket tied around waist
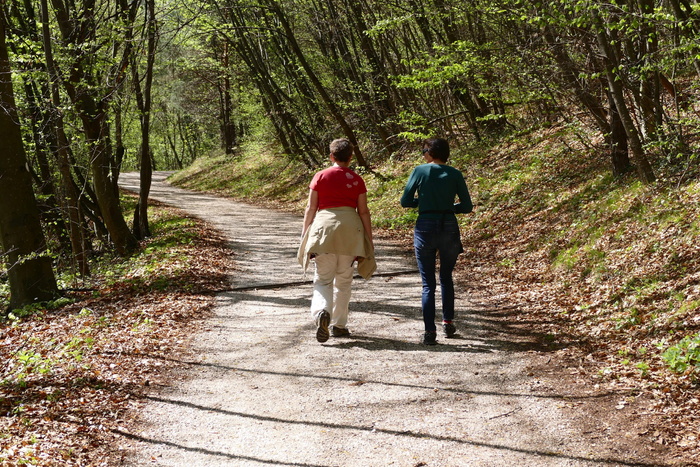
[297,207,376,279]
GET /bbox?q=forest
[1,0,699,310]
[2,0,700,463]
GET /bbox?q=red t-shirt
[310,166,367,210]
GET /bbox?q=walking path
[116,172,669,466]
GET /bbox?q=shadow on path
[116,395,665,467]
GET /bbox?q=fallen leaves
[438,133,700,461]
[0,206,235,466]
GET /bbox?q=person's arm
[356,192,373,248]
[454,174,473,214]
[302,189,319,237]
[400,169,419,208]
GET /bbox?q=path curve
[117,171,668,466]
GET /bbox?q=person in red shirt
[299,138,374,342]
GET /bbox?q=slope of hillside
[453,127,700,457]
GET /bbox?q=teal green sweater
[400,163,473,218]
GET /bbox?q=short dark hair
[423,138,450,162]
[330,138,353,162]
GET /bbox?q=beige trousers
[310,253,355,329]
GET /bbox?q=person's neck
[333,162,350,168]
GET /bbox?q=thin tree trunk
[40,0,90,276]
[609,96,633,177]
[264,0,367,167]
[593,13,656,183]
[635,0,662,139]
[221,41,236,154]
[132,0,157,239]
[115,98,126,175]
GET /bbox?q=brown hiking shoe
[331,326,351,337]
[315,310,330,343]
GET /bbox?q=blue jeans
[414,217,463,332]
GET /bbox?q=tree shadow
[113,395,669,467]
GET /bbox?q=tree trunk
[0,16,59,310]
[40,0,90,276]
[85,116,138,254]
[132,0,157,240]
[115,99,126,175]
[593,13,656,183]
[220,41,236,154]
[634,0,662,140]
[264,0,368,167]
[608,96,633,177]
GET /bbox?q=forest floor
[107,171,692,466]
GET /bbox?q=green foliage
[615,308,641,330]
[661,334,700,377]
[375,210,418,230]
[3,297,73,322]
[365,168,420,229]
[0,279,8,311]
[14,350,54,378]
[63,335,95,362]
[4,331,99,386]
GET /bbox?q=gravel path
[116,172,671,467]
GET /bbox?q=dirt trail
[116,171,672,466]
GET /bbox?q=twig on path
[487,407,522,420]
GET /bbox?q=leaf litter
[445,126,700,463]
[0,205,235,466]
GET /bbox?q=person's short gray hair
[330,138,353,162]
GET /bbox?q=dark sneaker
[443,322,456,338]
[315,310,330,343]
[331,326,351,337]
[422,331,437,345]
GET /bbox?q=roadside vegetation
[0,197,234,465]
[171,123,700,459]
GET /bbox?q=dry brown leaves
[444,128,700,462]
[0,209,235,466]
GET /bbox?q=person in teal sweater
[400,138,473,345]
